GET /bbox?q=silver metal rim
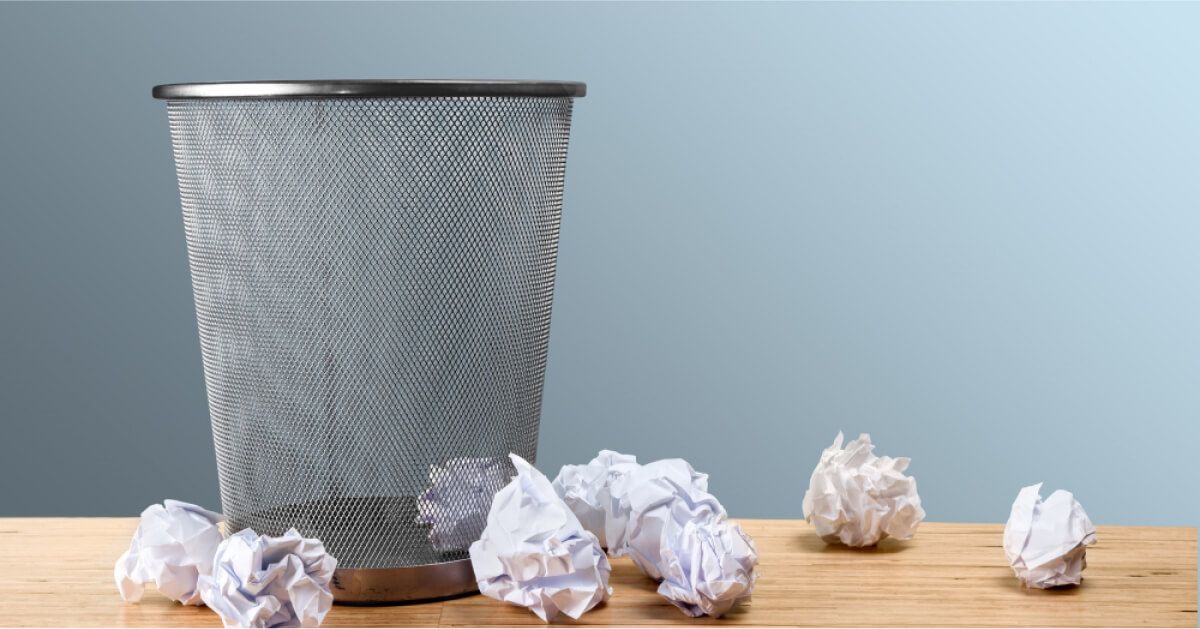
[152,80,586,100]
[330,560,479,603]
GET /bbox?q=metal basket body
[158,83,581,601]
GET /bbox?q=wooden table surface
[0,518,1194,627]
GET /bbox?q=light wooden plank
[0,518,1193,627]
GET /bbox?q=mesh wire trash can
[152,80,586,602]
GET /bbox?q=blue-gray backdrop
[1,2,1198,530]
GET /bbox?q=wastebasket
[152,80,586,602]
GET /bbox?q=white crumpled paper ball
[656,518,759,618]
[551,450,639,547]
[416,456,508,554]
[614,463,725,580]
[605,458,710,559]
[802,432,925,547]
[554,453,757,618]
[114,499,225,605]
[469,453,612,622]
[199,528,337,628]
[1003,483,1097,588]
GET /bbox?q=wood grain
[0,518,1193,627]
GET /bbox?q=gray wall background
[1,2,1198,529]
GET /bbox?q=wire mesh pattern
[165,96,575,568]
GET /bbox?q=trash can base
[331,559,478,603]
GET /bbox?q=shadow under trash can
[152,80,586,602]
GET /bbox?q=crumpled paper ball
[416,456,508,554]
[802,432,925,547]
[552,453,758,617]
[199,528,337,628]
[469,453,612,622]
[1003,483,1097,588]
[657,518,759,618]
[614,465,726,580]
[605,457,710,558]
[114,499,225,605]
[551,450,640,547]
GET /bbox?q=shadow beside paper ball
[989,575,1085,594]
[792,530,913,554]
